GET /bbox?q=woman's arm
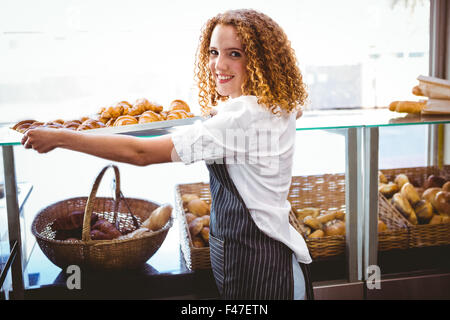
[21,127,179,166]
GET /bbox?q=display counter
[1,108,450,300]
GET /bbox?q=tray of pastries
[10,98,202,137]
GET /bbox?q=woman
[22,9,313,300]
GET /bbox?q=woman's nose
[215,53,227,71]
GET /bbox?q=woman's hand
[21,127,62,153]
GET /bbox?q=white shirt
[171,95,312,264]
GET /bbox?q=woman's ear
[296,108,303,119]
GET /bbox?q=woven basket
[289,173,411,259]
[175,182,211,270]
[379,166,450,248]
[31,165,173,270]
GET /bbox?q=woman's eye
[209,49,218,55]
[230,51,241,57]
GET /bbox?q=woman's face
[208,24,247,99]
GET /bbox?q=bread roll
[379,182,399,198]
[443,181,450,192]
[378,171,388,184]
[192,235,206,248]
[323,220,346,236]
[308,229,324,239]
[187,199,210,216]
[188,217,204,237]
[303,216,323,230]
[392,193,418,225]
[394,174,410,189]
[388,101,425,114]
[414,200,434,224]
[378,220,388,232]
[424,175,446,189]
[422,187,442,210]
[317,212,337,224]
[141,204,172,231]
[200,226,210,242]
[295,207,321,220]
[429,215,442,225]
[400,182,421,206]
[182,194,200,207]
[434,191,450,215]
[185,213,197,224]
[201,215,210,227]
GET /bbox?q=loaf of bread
[186,198,210,216]
[141,204,172,231]
[389,101,425,114]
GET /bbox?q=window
[0,0,430,121]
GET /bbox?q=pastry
[167,110,189,120]
[101,105,125,119]
[186,199,210,216]
[188,217,204,237]
[323,219,346,236]
[303,216,323,230]
[394,174,410,189]
[12,119,36,131]
[414,200,434,224]
[388,101,425,114]
[20,122,44,133]
[423,175,446,189]
[170,99,190,113]
[128,99,148,116]
[392,193,418,225]
[200,226,210,242]
[77,119,105,131]
[434,191,450,215]
[379,182,399,198]
[113,115,138,126]
[308,229,324,238]
[400,182,421,206]
[138,110,161,123]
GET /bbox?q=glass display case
[1,109,449,299]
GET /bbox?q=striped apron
[207,160,312,300]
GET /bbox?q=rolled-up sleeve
[171,111,242,164]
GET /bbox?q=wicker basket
[176,173,411,267]
[175,182,211,270]
[289,173,411,259]
[31,165,173,270]
[379,166,450,248]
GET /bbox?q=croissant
[63,121,81,130]
[52,119,65,125]
[101,105,125,119]
[167,110,189,120]
[20,122,45,133]
[128,100,148,116]
[77,119,105,131]
[12,119,36,131]
[138,110,161,123]
[159,111,169,120]
[113,115,138,126]
[148,102,164,113]
[170,99,190,113]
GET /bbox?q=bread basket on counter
[175,173,411,267]
[32,165,173,270]
[288,173,410,260]
[175,182,212,270]
[379,166,450,249]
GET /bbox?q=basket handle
[82,164,121,242]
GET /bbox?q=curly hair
[195,9,308,115]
